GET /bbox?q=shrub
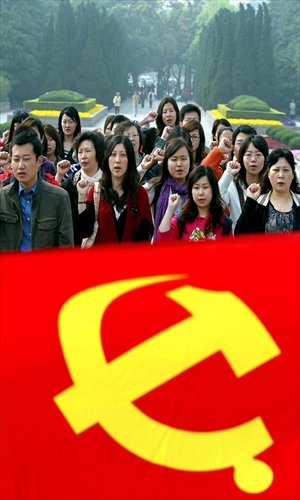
[273,128,290,140]
[0,75,11,101]
[228,95,249,107]
[228,95,270,112]
[279,131,296,143]
[288,136,300,149]
[0,122,10,134]
[272,131,286,142]
[38,90,86,102]
[218,103,285,120]
[24,97,96,112]
[266,126,281,135]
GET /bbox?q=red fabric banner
[0,233,299,500]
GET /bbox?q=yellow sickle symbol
[54,275,281,494]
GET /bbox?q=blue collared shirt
[18,181,38,251]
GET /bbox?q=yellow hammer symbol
[54,275,281,494]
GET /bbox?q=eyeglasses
[190,135,200,141]
[244,153,264,160]
[124,133,139,139]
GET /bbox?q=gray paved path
[87,97,214,147]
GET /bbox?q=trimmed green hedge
[0,122,10,134]
[273,129,289,139]
[24,97,96,112]
[289,137,300,149]
[228,95,270,112]
[279,131,296,143]
[266,126,281,135]
[266,124,300,148]
[218,103,285,120]
[38,90,86,102]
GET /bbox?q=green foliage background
[0,0,299,114]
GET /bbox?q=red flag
[1,233,299,500]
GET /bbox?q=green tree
[96,7,128,104]
[255,3,276,105]
[0,0,45,105]
[268,0,300,111]
[232,4,255,97]
[48,0,76,90]
[73,3,127,105]
[0,74,12,101]
[209,9,235,107]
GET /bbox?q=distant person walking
[132,91,140,117]
[113,92,121,115]
[289,100,296,120]
[148,91,154,108]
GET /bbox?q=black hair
[156,96,180,136]
[44,123,63,159]
[232,124,257,145]
[211,118,231,140]
[261,148,300,194]
[152,138,193,208]
[58,106,81,141]
[16,117,47,155]
[7,111,30,144]
[182,119,207,165]
[216,126,233,143]
[110,114,129,130]
[179,103,201,123]
[237,135,269,186]
[178,166,225,235]
[101,135,139,204]
[167,125,192,150]
[113,120,143,151]
[10,128,42,158]
[103,114,115,134]
[74,131,105,169]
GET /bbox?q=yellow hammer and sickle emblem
[54,275,281,494]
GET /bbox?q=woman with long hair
[158,166,232,240]
[182,119,207,165]
[58,106,81,164]
[156,96,180,138]
[76,136,153,243]
[2,111,29,147]
[146,137,193,238]
[44,123,63,167]
[218,134,269,231]
[235,148,300,233]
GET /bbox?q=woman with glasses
[113,120,144,167]
[219,135,269,231]
[235,148,300,234]
[182,119,207,166]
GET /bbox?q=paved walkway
[1,98,214,147]
[86,97,214,147]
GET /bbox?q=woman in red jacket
[77,135,153,244]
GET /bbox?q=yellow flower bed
[210,109,283,127]
[31,104,103,117]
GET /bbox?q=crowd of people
[0,95,299,252]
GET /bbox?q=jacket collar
[257,190,300,207]
[9,176,42,197]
